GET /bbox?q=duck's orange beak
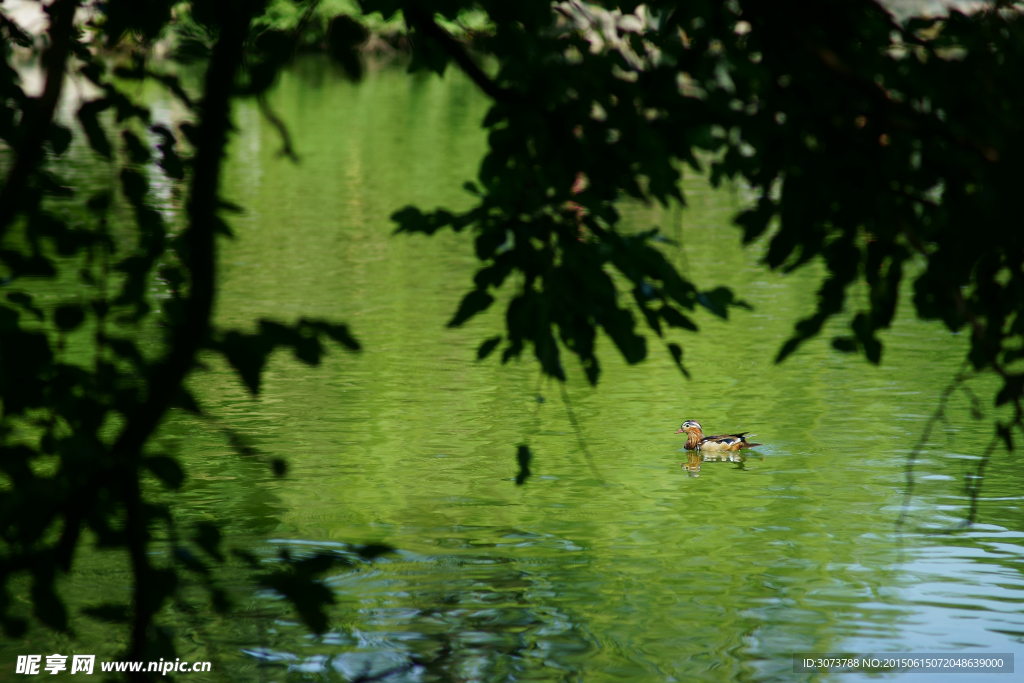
[674,427,685,433]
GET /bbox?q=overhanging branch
[404,7,521,104]
[0,0,80,236]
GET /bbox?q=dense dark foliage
[0,0,1022,677]
[387,0,1024,521]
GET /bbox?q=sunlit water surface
[4,58,1023,682]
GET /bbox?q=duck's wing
[700,432,762,449]
[704,432,751,441]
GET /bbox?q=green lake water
[5,58,1024,682]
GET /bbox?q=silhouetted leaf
[77,99,112,159]
[232,549,260,569]
[81,604,130,624]
[476,335,502,360]
[257,553,347,635]
[832,337,857,353]
[0,13,32,47]
[192,522,224,563]
[47,124,72,156]
[151,124,185,179]
[211,588,232,614]
[327,15,367,80]
[53,305,85,332]
[515,445,532,485]
[997,423,1014,451]
[173,546,210,575]
[140,569,177,615]
[660,306,698,331]
[304,320,361,351]
[122,129,150,164]
[698,287,745,319]
[172,37,211,65]
[667,343,690,379]
[31,581,67,632]
[271,458,288,477]
[86,191,112,214]
[6,292,43,320]
[356,544,393,560]
[219,331,272,394]
[448,289,494,327]
[144,456,185,490]
[171,388,202,414]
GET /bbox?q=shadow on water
[240,540,598,682]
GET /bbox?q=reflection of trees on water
[240,543,595,682]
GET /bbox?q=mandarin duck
[675,420,762,451]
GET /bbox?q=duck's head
[674,420,702,434]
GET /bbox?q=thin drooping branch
[404,7,521,104]
[257,94,300,162]
[896,366,969,531]
[965,435,999,525]
[109,6,255,669]
[0,0,80,236]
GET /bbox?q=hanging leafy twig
[0,0,80,236]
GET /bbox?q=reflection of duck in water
[681,450,749,476]
[682,451,703,477]
[674,420,762,451]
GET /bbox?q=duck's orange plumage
[674,420,762,451]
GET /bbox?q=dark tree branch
[965,435,999,525]
[257,94,300,162]
[896,367,968,531]
[804,41,999,164]
[0,0,80,236]
[105,6,256,671]
[404,7,521,104]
